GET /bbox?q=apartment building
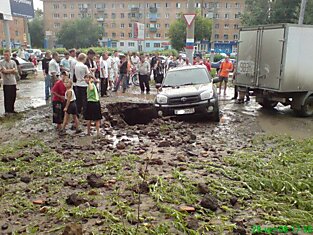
[43,0,245,53]
[0,17,27,49]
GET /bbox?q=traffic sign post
[185,0,195,63]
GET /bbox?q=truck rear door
[236,29,258,87]
[257,27,285,90]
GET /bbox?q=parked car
[154,65,220,121]
[15,56,36,79]
[26,49,42,60]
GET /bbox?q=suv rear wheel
[295,96,313,117]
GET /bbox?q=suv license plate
[174,108,195,115]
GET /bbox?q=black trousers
[100,77,108,96]
[139,74,150,93]
[76,86,87,119]
[3,85,17,113]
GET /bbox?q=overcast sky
[33,0,43,10]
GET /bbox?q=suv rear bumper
[155,98,218,116]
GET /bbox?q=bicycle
[130,67,139,86]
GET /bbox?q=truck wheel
[258,99,278,109]
[295,96,313,117]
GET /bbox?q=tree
[242,0,313,26]
[169,14,212,51]
[57,18,102,49]
[28,9,44,48]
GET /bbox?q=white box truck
[236,24,313,117]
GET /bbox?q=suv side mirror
[155,83,162,89]
[213,77,220,84]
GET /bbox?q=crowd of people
[1,48,241,135]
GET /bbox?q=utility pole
[185,0,195,63]
[298,0,307,25]
[210,1,217,63]
[3,20,11,51]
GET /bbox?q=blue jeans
[45,74,51,100]
[114,74,128,92]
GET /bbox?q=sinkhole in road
[105,102,158,126]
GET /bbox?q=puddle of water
[107,131,139,148]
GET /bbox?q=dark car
[154,65,220,121]
[15,56,37,79]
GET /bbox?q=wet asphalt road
[0,72,312,138]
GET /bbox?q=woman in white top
[74,53,89,119]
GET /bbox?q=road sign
[183,14,196,27]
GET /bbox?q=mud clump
[1,171,17,180]
[198,183,209,194]
[62,223,83,235]
[186,217,199,230]
[230,196,238,206]
[200,194,219,211]
[133,182,150,194]
[20,176,31,184]
[87,174,105,188]
[66,194,87,206]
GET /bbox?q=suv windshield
[163,68,210,87]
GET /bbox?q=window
[176,3,181,8]
[112,3,115,9]
[215,24,219,29]
[154,43,161,48]
[235,13,241,19]
[165,33,169,38]
[112,32,116,37]
[104,13,108,19]
[112,13,116,19]
[234,34,238,40]
[225,14,229,19]
[129,33,133,37]
[224,34,229,40]
[214,34,219,40]
[146,43,150,48]
[165,13,170,18]
[14,19,18,25]
[53,13,60,19]
[129,23,132,28]
[176,13,180,18]
[54,23,61,28]
[226,3,231,8]
[224,24,229,29]
[63,4,67,9]
[70,4,74,9]
[165,3,171,8]
[120,42,125,46]
[53,4,59,9]
[235,3,240,9]
[120,3,125,8]
[128,42,135,47]
[15,31,19,36]
[234,24,239,29]
[104,32,108,37]
[215,13,219,19]
[70,13,75,18]
[121,33,125,38]
[165,23,170,28]
[195,2,201,8]
[146,33,150,38]
[64,14,68,19]
[121,24,125,28]
[156,33,161,38]
[112,42,117,47]
[121,13,125,18]
[156,23,161,28]
[111,23,116,28]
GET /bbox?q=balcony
[97,18,104,22]
[131,7,140,12]
[150,17,157,22]
[149,7,157,13]
[149,27,157,32]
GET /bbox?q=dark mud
[0,92,312,234]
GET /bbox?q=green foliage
[56,18,102,49]
[28,9,44,48]
[242,0,313,26]
[169,14,212,51]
